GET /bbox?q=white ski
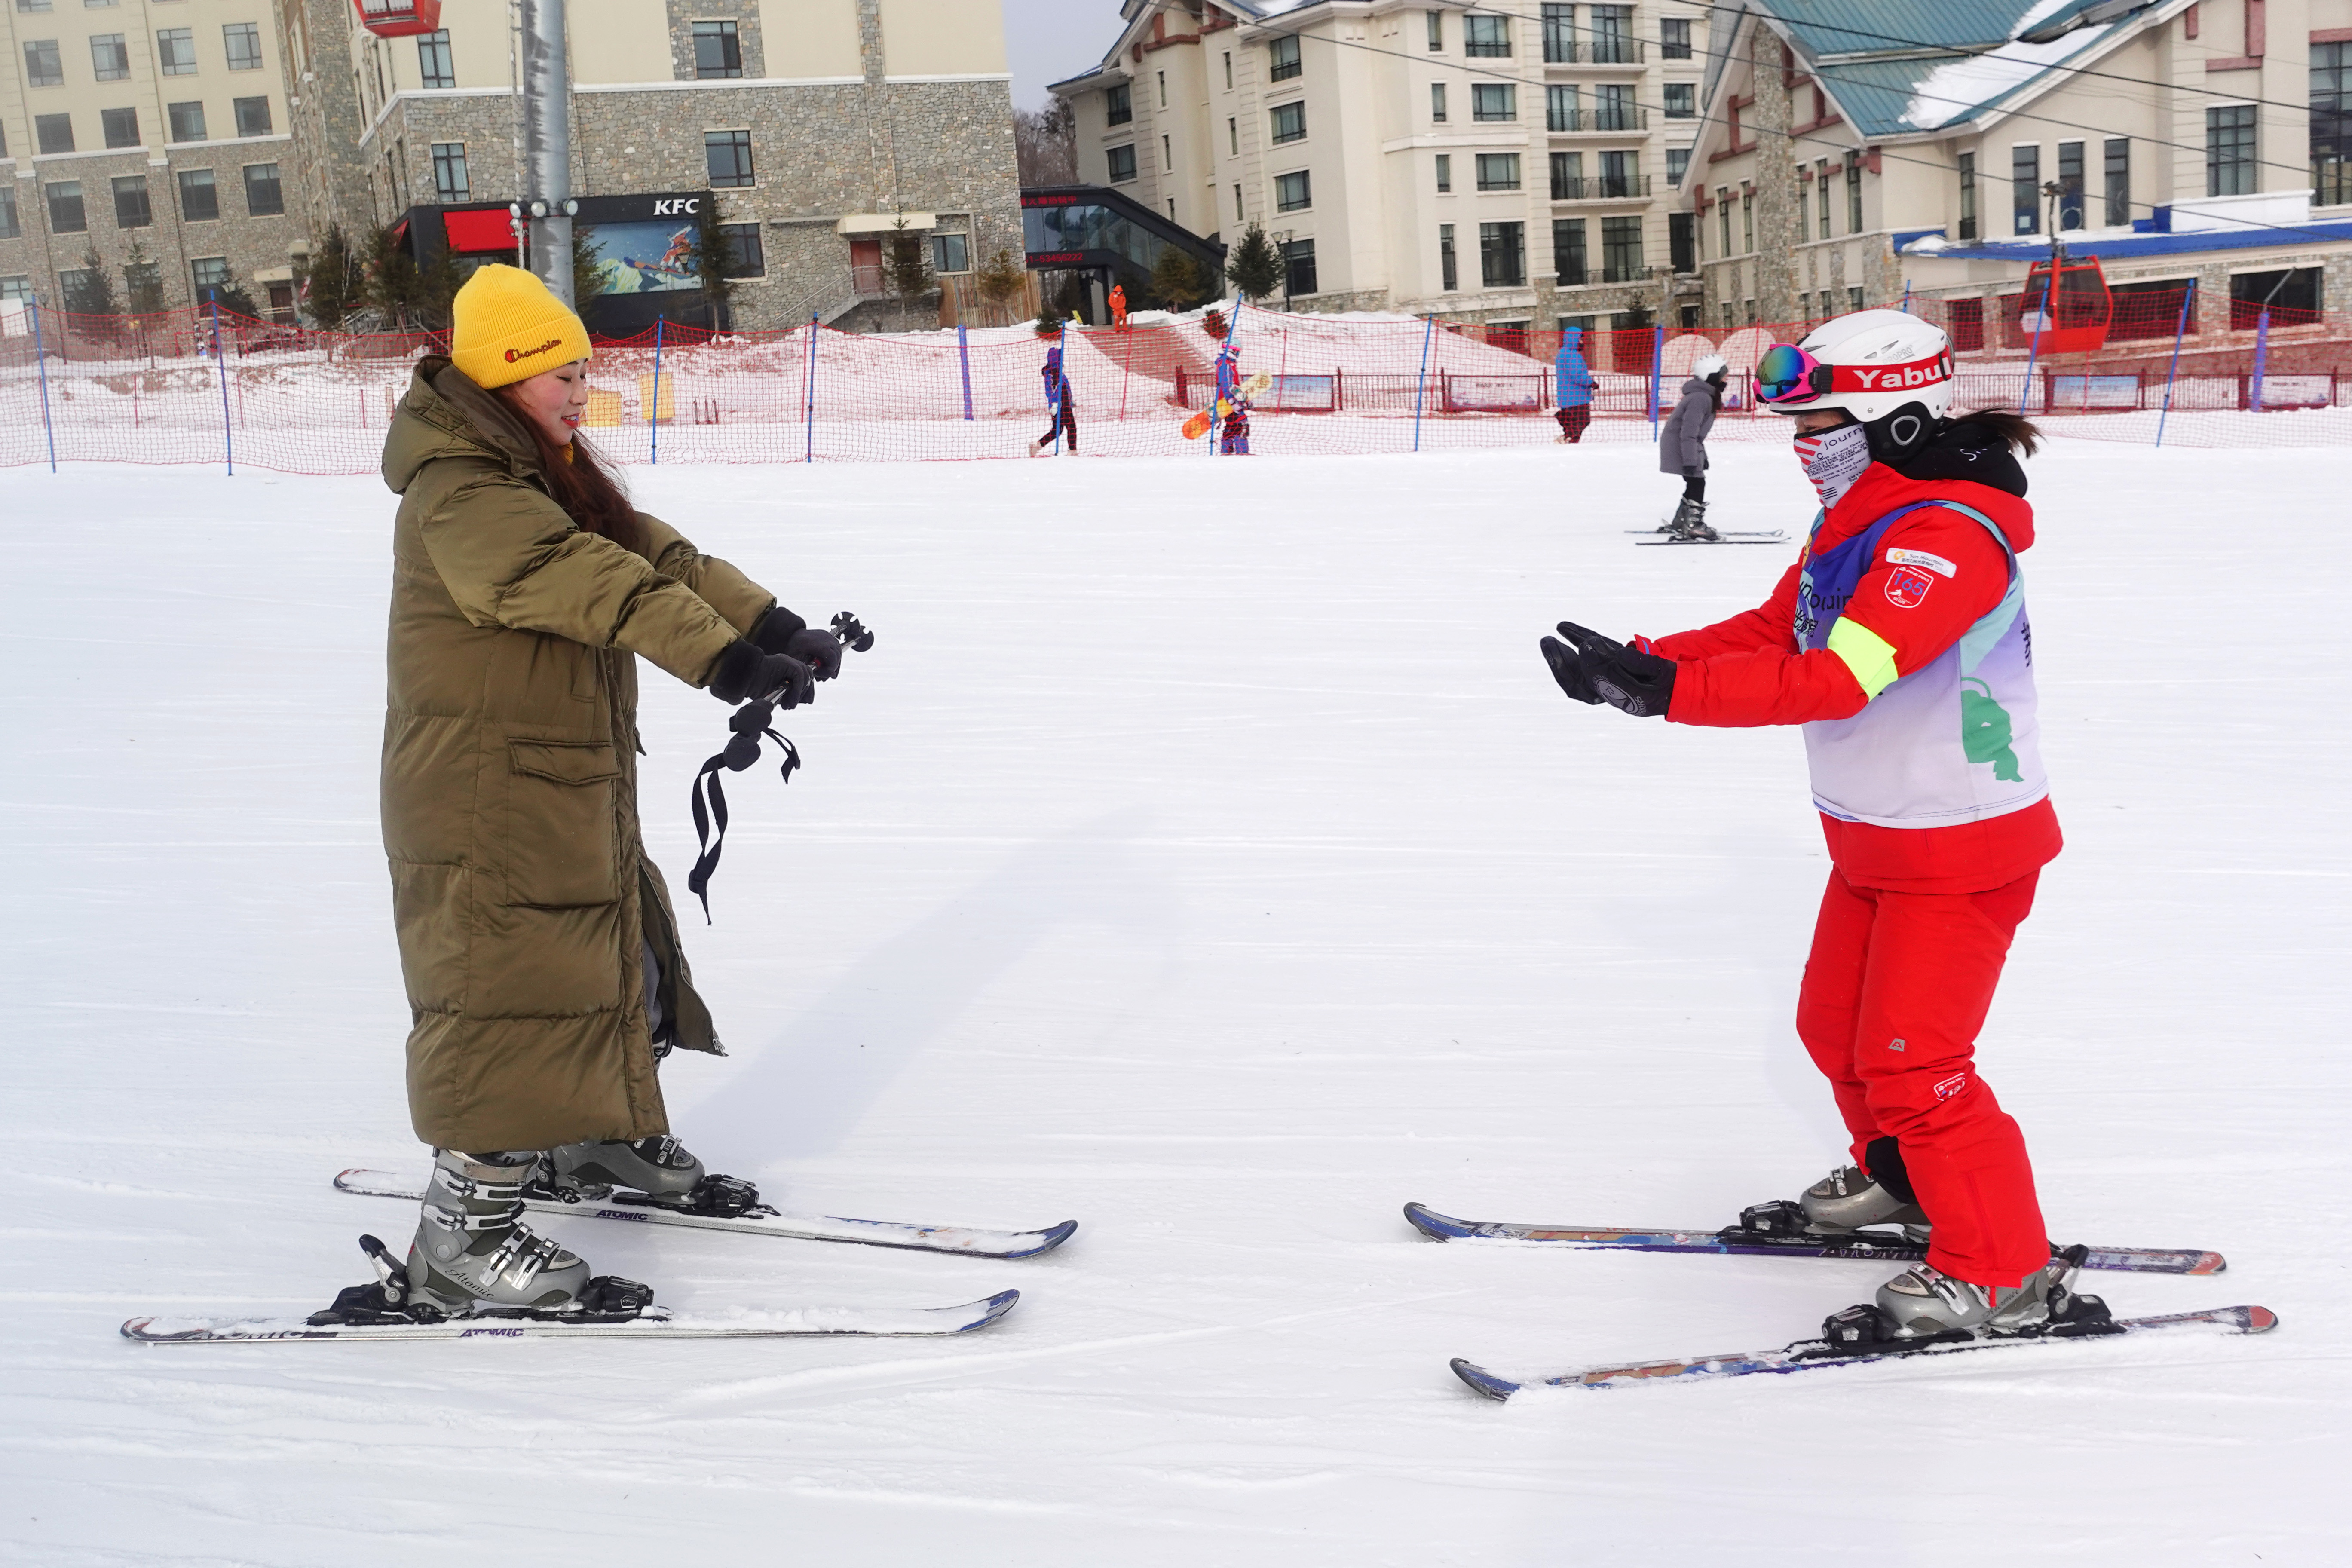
[123,1289,1020,1344]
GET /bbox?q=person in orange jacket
[1108,283,1130,330]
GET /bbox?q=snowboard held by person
[1540,308,2072,1343]
[1656,354,1726,538]
[378,264,843,1317]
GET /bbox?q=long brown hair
[491,383,646,557]
[1952,407,2042,456]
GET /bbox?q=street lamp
[1271,228,1293,311]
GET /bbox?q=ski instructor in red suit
[1539,309,2073,1344]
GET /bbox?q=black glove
[750,605,843,682]
[1539,633,1604,704]
[708,640,815,709]
[1546,621,1677,718]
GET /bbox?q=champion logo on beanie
[449,264,591,390]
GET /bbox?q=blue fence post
[1648,323,1664,431]
[1410,315,1434,452]
[803,312,818,463]
[210,295,233,477]
[2154,279,2195,449]
[1051,320,1067,455]
[2018,293,2048,414]
[1900,281,1913,314]
[2248,306,2272,413]
[30,295,57,473]
[650,317,664,465]
[957,323,974,420]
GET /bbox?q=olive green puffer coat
[381,358,775,1152]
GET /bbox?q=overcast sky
[1005,0,1118,108]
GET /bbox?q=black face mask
[1862,401,1939,463]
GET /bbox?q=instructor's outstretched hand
[1541,620,1677,718]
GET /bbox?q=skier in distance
[1553,325,1595,444]
[1538,309,2069,1342]
[379,264,844,1314]
[1657,353,1727,539]
[1031,322,1078,456]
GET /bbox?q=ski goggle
[1755,343,1829,405]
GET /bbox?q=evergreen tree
[572,224,608,312]
[295,223,364,330]
[123,240,167,315]
[64,246,120,317]
[206,269,260,320]
[885,216,935,331]
[1224,222,1283,301]
[974,248,1027,324]
[1149,246,1205,311]
[692,206,734,330]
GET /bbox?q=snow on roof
[1896,0,2116,131]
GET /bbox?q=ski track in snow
[2,443,2347,1565]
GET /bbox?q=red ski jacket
[1645,458,2061,894]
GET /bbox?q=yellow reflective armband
[1826,619,1900,700]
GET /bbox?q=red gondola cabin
[2016,252,2112,355]
[354,0,443,39]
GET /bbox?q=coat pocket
[504,739,622,907]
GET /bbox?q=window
[0,275,28,301]
[1554,216,1586,284]
[704,128,754,186]
[1846,160,1862,232]
[1740,189,1753,250]
[1283,237,1316,295]
[2012,144,2039,233]
[2229,266,2321,328]
[1666,146,1689,186]
[1596,83,1635,131]
[1440,222,1458,289]
[1157,69,1166,108]
[1478,220,1524,285]
[156,26,195,74]
[1106,82,1131,125]
[234,96,271,136]
[46,180,86,233]
[1663,83,1694,118]
[222,21,261,70]
[191,256,230,295]
[243,162,282,214]
[1679,304,1700,328]
[1669,210,1694,272]
[102,107,138,147]
[124,260,159,306]
[1428,9,1443,51]
[1268,35,1300,81]
[1559,313,1597,339]
[1542,4,1572,63]
[1435,153,1451,192]
[1476,153,1520,191]
[1957,152,1977,241]
[2104,138,2130,226]
[718,222,765,276]
[1716,187,1731,255]
[111,173,150,227]
[1224,51,1232,89]
[58,266,95,310]
[431,141,467,200]
[15,0,53,9]
[418,29,453,89]
[1948,296,1984,352]
[1464,15,1510,56]
[1599,216,1637,281]
[89,31,127,79]
[928,231,966,274]
[1847,286,1864,312]
[1661,18,1691,58]
[0,191,17,243]
[177,168,218,221]
[1599,149,1635,197]
[1161,132,1171,170]
[1590,5,1633,62]
[2317,43,2352,205]
[1550,150,1580,199]
[2207,104,2255,196]
[1472,83,1515,122]
[168,101,207,142]
[1817,159,1831,237]
[1233,182,1243,220]
[1274,168,1311,210]
[35,113,74,155]
[1796,181,1807,243]
[692,21,742,79]
[23,37,63,85]
[1548,84,1578,132]
[1271,101,1305,143]
[1107,143,1137,182]
[1431,82,1447,122]
[2056,141,2084,230]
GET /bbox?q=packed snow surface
[3,443,2347,1565]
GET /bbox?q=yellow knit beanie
[449,263,591,389]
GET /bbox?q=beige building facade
[1052,0,1715,334]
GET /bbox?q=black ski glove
[1546,621,1677,718]
[748,606,844,681]
[708,640,815,709]
[1540,632,1605,704]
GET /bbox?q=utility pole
[515,0,577,304]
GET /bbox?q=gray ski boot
[1799,1164,1932,1243]
[405,1149,600,1314]
[1663,497,1719,541]
[540,1135,763,1218]
[1871,1248,2075,1339]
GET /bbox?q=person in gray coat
[1657,353,1728,539]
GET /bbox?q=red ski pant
[1795,867,2049,1288]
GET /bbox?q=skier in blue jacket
[1554,328,1596,443]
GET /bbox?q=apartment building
[1050,0,1713,334]
[1686,0,2352,337]
[2,0,304,317]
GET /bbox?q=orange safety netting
[5,296,2348,474]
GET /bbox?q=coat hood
[1822,416,2036,553]
[382,357,546,496]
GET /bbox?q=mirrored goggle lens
[1755,345,1815,401]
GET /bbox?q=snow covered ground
[4,440,2346,1565]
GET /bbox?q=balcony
[1547,107,1649,133]
[1550,175,1652,201]
[1542,40,1646,65]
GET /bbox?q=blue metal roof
[1912,222,2352,262]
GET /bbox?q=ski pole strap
[686,698,800,923]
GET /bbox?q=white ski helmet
[1761,308,1957,430]
[1693,352,1727,379]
